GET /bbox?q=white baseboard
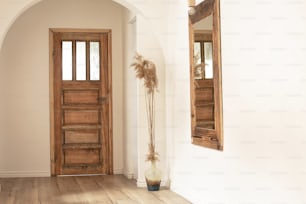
[0,169,126,177]
[0,171,50,178]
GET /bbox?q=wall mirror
[189,0,223,150]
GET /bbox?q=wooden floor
[0,175,191,204]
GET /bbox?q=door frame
[49,28,113,176]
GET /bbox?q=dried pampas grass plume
[131,53,158,94]
[131,53,159,162]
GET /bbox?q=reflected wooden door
[193,32,215,130]
[51,29,112,175]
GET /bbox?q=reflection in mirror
[193,15,213,80]
[204,42,213,79]
[192,14,215,130]
[189,0,223,150]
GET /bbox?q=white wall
[0,0,125,176]
[168,1,306,204]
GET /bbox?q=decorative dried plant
[131,53,159,162]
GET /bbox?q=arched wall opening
[0,0,167,186]
[0,0,142,51]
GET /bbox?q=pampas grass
[131,53,159,162]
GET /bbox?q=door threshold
[57,174,106,177]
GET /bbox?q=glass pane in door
[76,41,86,81]
[62,41,72,80]
[90,42,100,81]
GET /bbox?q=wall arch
[0,0,145,51]
[0,0,128,176]
[0,0,42,50]
[0,0,168,185]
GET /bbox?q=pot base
[146,179,161,191]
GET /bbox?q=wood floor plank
[112,176,165,204]
[56,176,85,203]
[0,175,191,204]
[152,190,192,204]
[75,176,112,203]
[0,178,19,204]
[95,175,137,203]
[12,178,39,204]
[36,177,60,204]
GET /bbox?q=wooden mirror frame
[189,0,223,150]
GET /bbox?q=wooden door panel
[61,165,103,175]
[63,110,100,125]
[63,89,100,105]
[64,149,100,165]
[64,130,100,144]
[196,105,214,120]
[195,88,213,102]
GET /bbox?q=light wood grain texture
[0,175,191,204]
[212,0,223,150]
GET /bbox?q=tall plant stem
[145,90,155,156]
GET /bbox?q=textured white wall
[168,1,306,203]
[0,0,125,176]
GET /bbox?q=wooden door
[50,29,112,175]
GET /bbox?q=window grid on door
[62,40,101,81]
[194,40,213,80]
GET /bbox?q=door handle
[98,97,107,104]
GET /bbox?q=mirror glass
[193,15,213,80]
[192,14,215,130]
